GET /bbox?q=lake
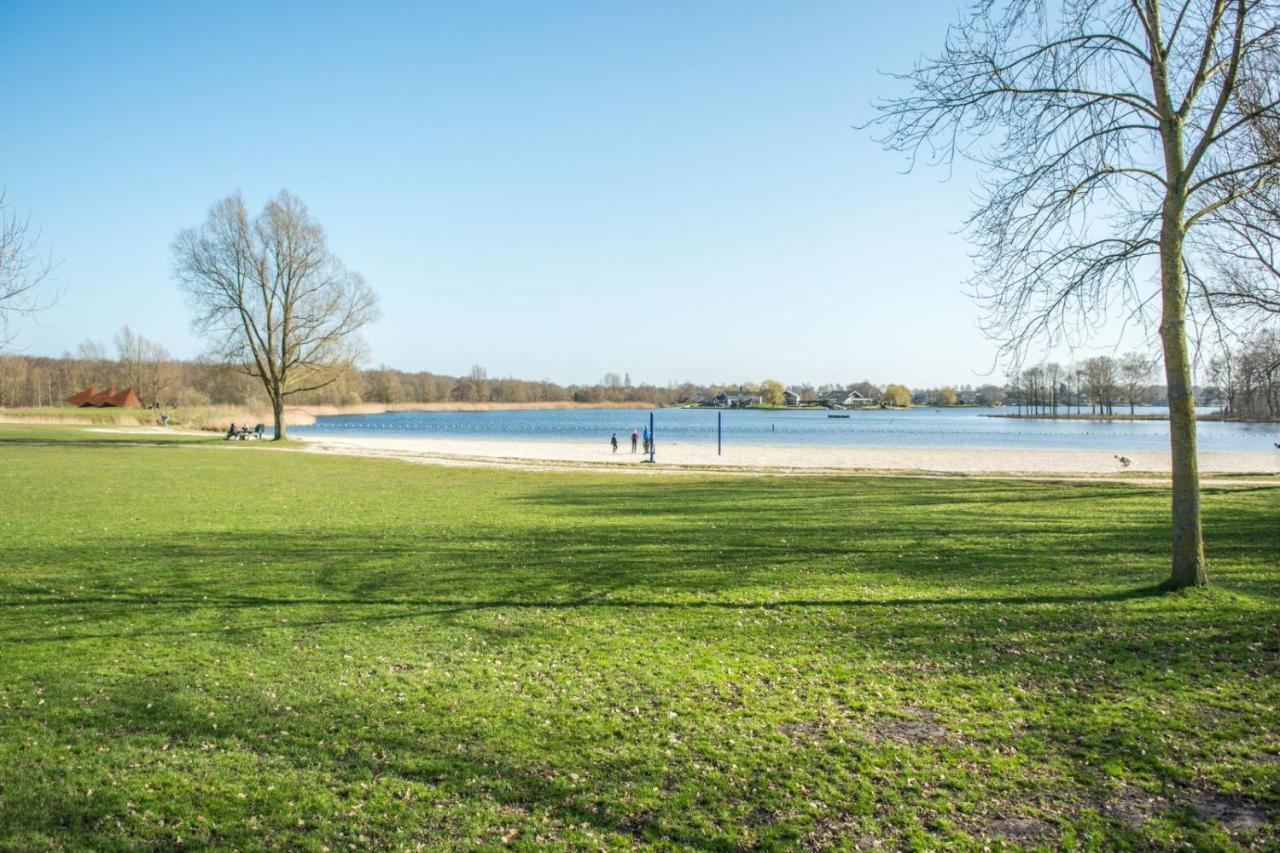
[292,406,1280,453]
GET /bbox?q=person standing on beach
[611,433,619,453]
[630,429,639,453]
[642,426,650,454]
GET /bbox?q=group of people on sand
[611,426,651,454]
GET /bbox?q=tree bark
[272,394,286,441]
[1159,214,1208,588]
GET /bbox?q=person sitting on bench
[225,422,237,440]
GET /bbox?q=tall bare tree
[871,1,1280,587]
[0,191,54,351]
[173,191,379,439]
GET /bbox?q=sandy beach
[294,434,1280,478]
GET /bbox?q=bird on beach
[1114,455,1132,468]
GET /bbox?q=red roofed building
[64,385,99,406]
[106,387,142,408]
[65,385,144,408]
[87,386,118,406]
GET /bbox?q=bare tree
[468,364,489,401]
[1119,350,1158,412]
[173,191,379,439]
[871,1,1280,588]
[0,192,54,351]
[1082,356,1121,414]
[1023,364,1047,412]
[1211,328,1280,414]
[114,325,178,406]
[1043,362,1063,413]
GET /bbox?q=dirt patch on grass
[777,717,834,743]
[870,708,952,744]
[798,814,880,850]
[1094,785,1269,834]
[1187,792,1269,833]
[1098,785,1169,829]
[985,814,1055,844]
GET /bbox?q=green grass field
[1,425,1276,849]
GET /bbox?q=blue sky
[1,1,1109,387]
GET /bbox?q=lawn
[0,425,1276,849]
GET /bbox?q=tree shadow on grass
[0,670,787,849]
[2,467,1276,649]
[2,471,1277,847]
[0,436,216,448]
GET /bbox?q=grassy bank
[0,400,665,431]
[0,424,1276,848]
[0,406,310,431]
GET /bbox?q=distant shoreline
[988,411,1277,424]
[988,412,1172,421]
[292,401,661,416]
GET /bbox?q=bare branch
[0,191,58,351]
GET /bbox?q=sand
[292,434,1280,479]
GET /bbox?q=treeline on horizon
[0,325,1273,420]
[0,346,931,410]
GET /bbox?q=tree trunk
[1159,217,1207,588]
[272,395,286,441]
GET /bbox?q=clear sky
[0,1,1140,388]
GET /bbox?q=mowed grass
[0,426,1276,850]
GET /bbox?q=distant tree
[883,383,912,407]
[0,191,55,351]
[114,325,177,406]
[1022,365,1046,414]
[1208,331,1280,418]
[1069,364,1088,414]
[467,365,489,401]
[1082,356,1121,415]
[936,386,959,406]
[1044,362,1063,414]
[850,380,882,402]
[1119,351,1157,414]
[173,190,379,439]
[364,367,405,404]
[0,354,28,405]
[759,378,785,407]
[976,384,1006,406]
[70,339,110,389]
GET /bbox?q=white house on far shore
[708,388,763,408]
[818,389,875,408]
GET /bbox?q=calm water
[293,406,1280,453]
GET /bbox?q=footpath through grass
[0,425,1276,849]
